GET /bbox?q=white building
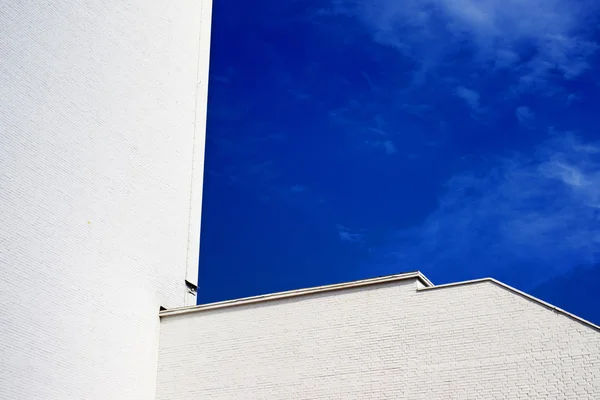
[157,271,600,399]
[0,1,212,399]
[1,2,599,400]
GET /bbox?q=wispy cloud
[378,133,600,287]
[401,103,433,118]
[329,106,404,156]
[515,106,534,126]
[337,225,365,243]
[455,86,481,113]
[333,0,599,90]
[567,94,580,105]
[382,140,398,155]
[365,139,398,155]
[290,185,307,193]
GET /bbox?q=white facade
[157,272,600,400]
[0,1,212,399]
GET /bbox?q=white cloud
[455,86,480,112]
[335,0,598,89]
[381,133,600,286]
[337,225,364,243]
[515,106,534,125]
[364,139,398,155]
[382,140,398,154]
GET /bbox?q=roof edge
[417,278,600,333]
[160,271,433,317]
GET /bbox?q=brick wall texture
[0,1,211,399]
[157,279,600,399]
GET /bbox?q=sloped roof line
[160,271,432,317]
[417,278,600,333]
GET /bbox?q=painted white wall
[0,1,212,399]
[157,279,600,399]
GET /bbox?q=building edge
[161,272,600,333]
[160,271,432,317]
[184,0,214,306]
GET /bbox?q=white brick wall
[156,278,600,399]
[0,1,211,399]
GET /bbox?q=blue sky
[199,0,600,324]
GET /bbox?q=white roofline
[418,278,600,332]
[160,271,432,317]
[161,274,599,333]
